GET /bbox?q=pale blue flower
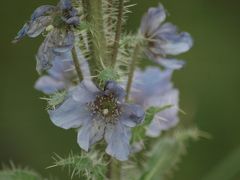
[13,0,79,73]
[140,4,193,70]
[130,67,179,137]
[49,81,145,161]
[35,48,90,94]
[35,52,75,94]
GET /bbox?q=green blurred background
[1,0,240,179]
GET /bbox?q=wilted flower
[130,67,179,137]
[13,0,80,73]
[49,80,145,161]
[140,4,193,69]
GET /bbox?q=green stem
[86,0,108,77]
[125,44,140,101]
[71,46,83,82]
[107,158,121,180]
[111,0,124,67]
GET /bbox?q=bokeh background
[1,0,240,179]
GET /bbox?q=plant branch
[111,0,124,67]
[71,46,83,82]
[86,0,108,77]
[125,44,140,101]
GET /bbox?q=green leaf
[0,166,43,180]
[48,152,107,180]
[139,128,201,180]
[131,105,172,143]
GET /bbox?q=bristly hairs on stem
[125,33,143,101]
[84,0,108,81]
[110,0,124,67]
[48,152,107,180]
[102,0,135,67]
[0,162,44,180]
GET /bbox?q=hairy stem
[125,44,140,101]
[71,46,83,82]
[86,0,108,77]
[111,0,124,67]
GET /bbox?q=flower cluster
[14,0,193,163]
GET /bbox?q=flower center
[88,93,121,123]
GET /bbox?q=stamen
[87,93,121,123]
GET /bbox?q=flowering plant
[8,0,201,179]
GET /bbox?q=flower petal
[36,40,53,73]
[49,96,91,129]
[120,104,145,127]
[131,67,173,106]
[104,81,126,102]
[48,51,73,80]
[105,122,131,161]
[156,23,193,55]
[12,23,30,43]
[146,89,179,137]
[65,16,80,26]
[34,75,65,94]
[140,4,166,36]
[59,0,72,10]
[31,5,56,21]
[72,81,99,103]
[52,31,75,53]
[27,16,52,38]
[155,58,186,70]
[77,119,105,151]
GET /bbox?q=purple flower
[130,67,179,137]
[49,81,145,161]
[140,4,193,70]
[13,0,80,73]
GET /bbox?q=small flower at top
[140,4,193,70]
[13,0,80,73]
[49,80,145,161]
[130,67,179,137]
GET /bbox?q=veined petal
[31,5,56,21]
[27,16,52,38]
[105,122,131,161]
[49,96,91,129]
[77,119,105,151]
[120,104,145,127]
[34,75,65,94]
[140,4,166,36]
